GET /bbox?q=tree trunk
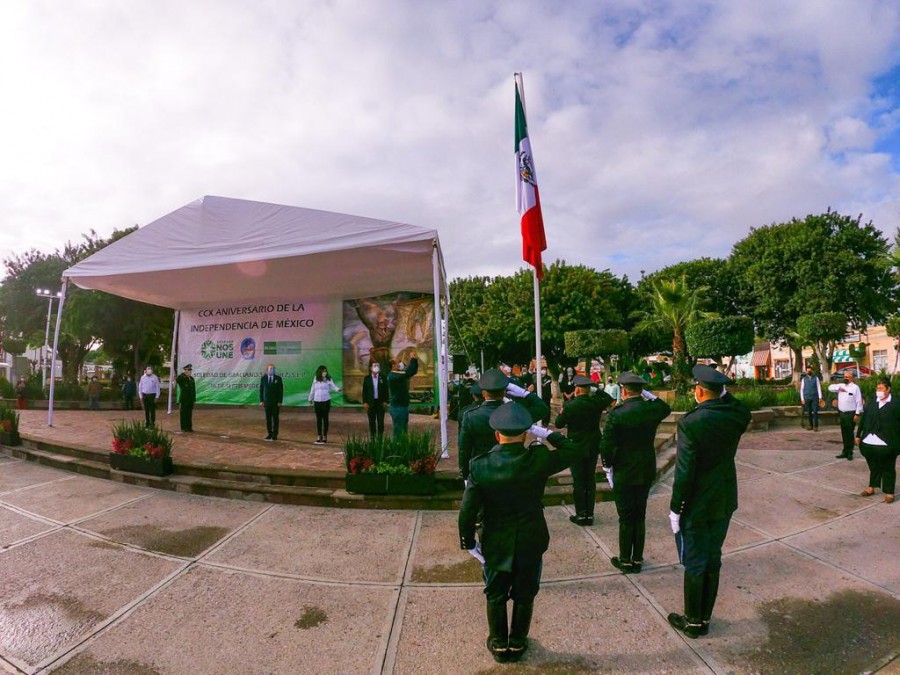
[791,345,804,386]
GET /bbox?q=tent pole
[47,279,69,427]
[432,242,448,457]
[167,310,180,414]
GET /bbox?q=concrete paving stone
[738,427,843,452]
[783,502,900,594]
[51,564,397,675]
[206,504,416,582]
[408,511,484,584]
[541,506,613,580]
[733,475,866,537]
[785,457,873,494]
[0,475,147,523]
[736,448,840,474]
[0,505,56,548]
[591,492,768,570]
[77,492,269,558]
[0,529,181,668]
[639,542,900,674]
[0,461,72,494]
[391,579,704,674]
[734,462,775,483]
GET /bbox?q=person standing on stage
[175,364,196,432]
[387,352,418,437]
[600,372,671,573]
[828,370,863,459]
[554,374,614,526]
[259,363,284,441]
[308,365,341,445]
[459,402,583,663]
[668,365,751,639]
[362,360,390,439]
[138,366,161,428]
[458,368,549,482]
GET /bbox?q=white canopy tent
[51,195,452,452]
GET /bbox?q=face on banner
[178,299,342,405]
[341,292,436,405]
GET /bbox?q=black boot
[668,573,705,639]
[485,602,509,663]
[699,567,720,636]
[507,601,534,662]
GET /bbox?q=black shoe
[699,621,710,636]
[486,637,508,663]
[835,452,849,459]
[507,601,533,663]
[611,557,634,573]
[264,435,273,441]
[569,514,587,525]
[668,613,704,639]
[583,516,594,526]
[847,454,853,460]
[631,560,643,574]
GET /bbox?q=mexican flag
[515,75,547,280]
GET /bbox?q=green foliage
[796,312,847,342]
[1,338,27,355]
[860,373,900,400]
[886,315,900,339]
[344,430,438,475]
[686,316,754,359]
[110,420,173,459]
[52,381,86,401]
[671,385,799,412]
[775,388,801,406]
[0,405,20,433]
[638,258,739,316]
[564,329,629,359]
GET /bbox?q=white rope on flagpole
[167,310,180,414]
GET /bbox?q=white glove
[720,386,728,398]
[668,511,681,534]
[506,382,529,398]
[529,424,551,440]
[603,465,614,488]
[641,389,658,401]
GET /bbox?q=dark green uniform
[670,390,750,631]
[554,389,614,521]
[175,371,196,432]
[458,393,549,481]
[599,395,671,567]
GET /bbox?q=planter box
[345,473,436,495]
[0,431,21,446]
[109,453,173,477]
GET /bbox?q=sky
[2,0,899,285]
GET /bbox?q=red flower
[410,456,437,475]
[1,420,12,433]
[111,437,128,454]
[348,457,374,474]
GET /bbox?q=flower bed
[344,430,439,494]
[110,420,174,476]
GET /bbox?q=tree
[730,210,896,384]
[638,257,739,316]
[796,312,847,378]
[564,329,629,373]
[685,316,754,372]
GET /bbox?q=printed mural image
[342,293,435,405]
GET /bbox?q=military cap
[468,383,482,396]
[489,401,534,435]
[572,374,593,387]
[692,364,732,387]
[618,371,646,386]
[183,364,193,370]
[479,368,510,391]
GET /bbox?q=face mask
[267,368,274,375]
[876,390,886,401]
[806,372,812,377]
[145,369,152,375]
[541,369,547,375]
[372,366,380,374]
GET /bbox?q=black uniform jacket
[856,396,900,452]
[175,373,196,404]
[670,392,751,522]
[259,375,284,406]
[554,390,614,454]
[361,373,390,407]
[459,431,583,572]
[599,396,671,485]
[458,392,550,480]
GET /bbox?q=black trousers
[314,400,331,437]
[613,483,651,562]
[802,399,819,429]
[180,400,194,431]
[367,403,385,438]
[570,449,600,517]
[860,442,897,494]
[483,556,543,604]
[839,412,856,454]
[142,395,156,426]
[264,404,280,438]
[123,395,134,410]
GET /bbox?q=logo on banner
[200,339,234,360]
[240,337,256,360]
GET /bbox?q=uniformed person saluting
[599,372,671,573]
[554,374,614,525]
[175,364,196,432]
[459,402,583,663]
[458,368,550,482]
[667,365,751,638]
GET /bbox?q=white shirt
[138,373,160,396]
[862,393,893,446]
[827,381,863,414]
[308,379,340,403]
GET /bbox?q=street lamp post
[36,289,60,392]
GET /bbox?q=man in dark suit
[599,372,671,573]
[555,374,614,525]
[459,402,583,663]
[361,360,390,439]
[458,368,550,482]
[668,365,751,638]
[855,376,899,503]
[259,363,284,441]
[175,364,196,432]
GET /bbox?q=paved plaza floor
[1,422,898,674]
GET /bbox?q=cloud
[1,0,898,286]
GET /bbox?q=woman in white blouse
[308,365,341,445]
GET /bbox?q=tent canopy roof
[63,196,447,309]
